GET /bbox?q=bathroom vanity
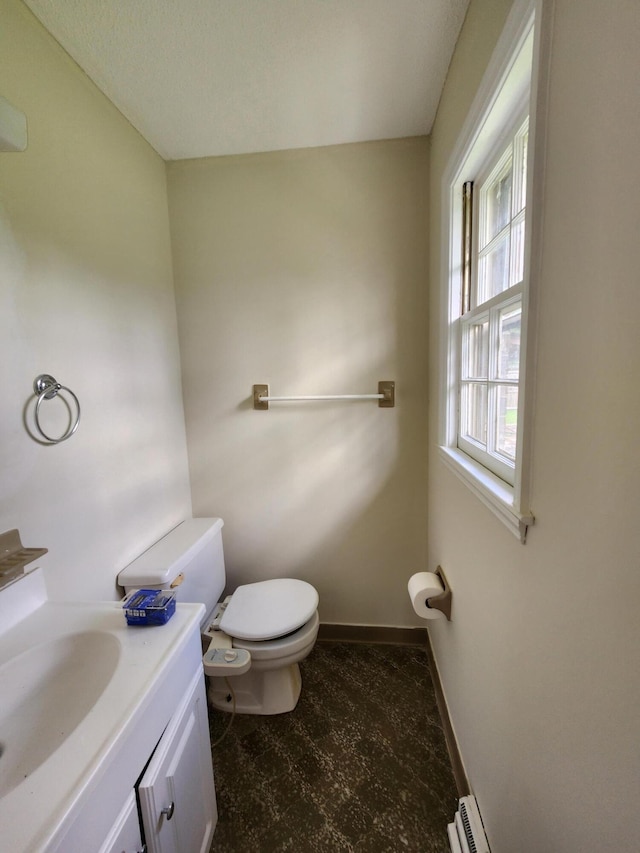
[0,569,217,852]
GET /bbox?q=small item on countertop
[123,588,176,626]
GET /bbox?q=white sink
[0,631,120,798]
[0,568,204,852]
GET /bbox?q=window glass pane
[510,215,526,286]
[461,383,487,447]
[483,157,512,245]
[514,124,529,213]
[463,318,489,379]
[496,384,518,460]
[497,303,521,379]
[478,234,510,302]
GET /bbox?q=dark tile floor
[208,641,458,852]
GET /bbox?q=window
[439,0,545,542]
[458,116,528,485]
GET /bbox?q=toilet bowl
[117,518,319,715]
[205,578,319,714]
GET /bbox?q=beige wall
[167,139,429,626]
[5,0,637,846]
[0,0,192,600]
[428,1,640,851]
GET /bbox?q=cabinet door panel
[139,671,216,853]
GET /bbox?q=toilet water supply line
[211,677,237,748]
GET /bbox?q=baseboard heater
[448,796,491,853]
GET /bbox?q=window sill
[437,446,534,543]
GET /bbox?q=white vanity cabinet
[97,669,215,853]
[98,793,144,853]
[30,604,218,853]
[138,670,216,853]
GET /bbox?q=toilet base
[208,662,302,715]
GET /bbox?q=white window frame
[438,0,551,543]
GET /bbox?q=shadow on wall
[172,139,430,627]
[211,361,428,627]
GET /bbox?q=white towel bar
[253,382,394,410]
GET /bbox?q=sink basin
[0,631,120,798]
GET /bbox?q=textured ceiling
[24,0,470,161]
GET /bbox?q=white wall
[428,1,640,851]
[0,0,192,600]
[167,140,430,626]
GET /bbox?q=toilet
[117,517,319,715]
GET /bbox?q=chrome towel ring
[33,374,81,444]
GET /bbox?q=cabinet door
[138,670,217,853]
[98,791,144,853]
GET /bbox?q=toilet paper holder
[427,566,452,621]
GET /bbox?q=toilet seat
[220,578,319,641]
[232,612,320,661]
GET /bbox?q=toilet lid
[219,579,319,641]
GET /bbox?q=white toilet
[117,517,319,715]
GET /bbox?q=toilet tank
[117,518,226,628]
